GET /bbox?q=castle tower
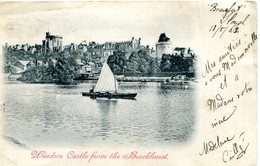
[42,32,63,55]
[155,33,173,59]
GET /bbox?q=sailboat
[82,63,137,99]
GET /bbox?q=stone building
[156,33,173,59]
[11,60,32,73]
[87,37,141,62]
[42,32,63,55]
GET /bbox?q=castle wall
[156,41,173,59]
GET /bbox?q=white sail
[94,63,118,92]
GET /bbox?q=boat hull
[82,92,137,99]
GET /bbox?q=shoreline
[3,74,197,84]
[2,77,198,85]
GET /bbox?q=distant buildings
[89,37,142,62]
[155,33,196,61]
[4,43,41,54]
[9,60,33,74]
[3,31,197,81]
[3,32,148,77]
[42,32,63,55]
[173,47,195,58]
[4,31,195,71]
[156,33,173,59]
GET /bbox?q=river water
[1,81,195,147]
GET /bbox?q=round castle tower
[156,33,173,59]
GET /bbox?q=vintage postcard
[0,1,257,165]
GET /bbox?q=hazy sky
[0,1,256,55]
[0,1,206,49]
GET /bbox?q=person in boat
[106,91,113,98]
[90,86,94,93]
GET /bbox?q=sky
[0,1,256,55]
[0,1,203,49]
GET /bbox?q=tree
[160,54,171,72]
[148,58,161,75]
[107,49,127,73]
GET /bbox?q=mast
[114,75,117,93]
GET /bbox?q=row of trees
[4,45,101,70]
[4,49,40,65]
[4,45,196,84]
[19,56,80,84]
[160,54,195,72]
[107,49,161,74]
[107,49,195,75]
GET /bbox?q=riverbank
[117,76,171,82]
[4,74,196,84]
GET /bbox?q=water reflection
[2,82,195,147]
[57,85,78,89]
[96,99,118,140]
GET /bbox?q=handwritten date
[208,2,250,38]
